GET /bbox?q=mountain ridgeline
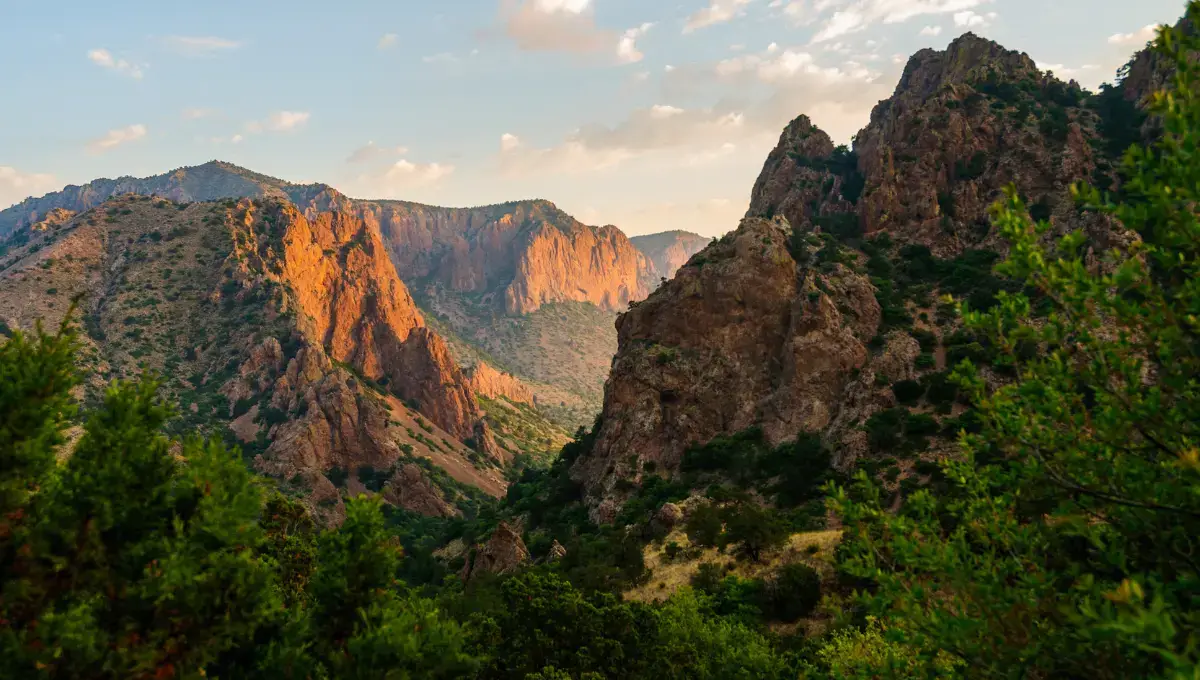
[0,166,708,432]
[571,30,1149,514]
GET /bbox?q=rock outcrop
[629,230,711,289]
[261,201,491,450]
[383,464,459,518]
[465,361,536,405]
[461,522,531,581]
[573,217,880,509]
[572,30,1139,513]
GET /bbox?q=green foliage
[829,14,1200,678]
[721,502,789,562]
[0,321,479,679]
[762,563,821,622]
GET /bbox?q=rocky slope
[629,230,711,290]
[572,31,1134,515]
[0,194,508,525]
[1,164,705,434]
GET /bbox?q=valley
[1,4,1195,678]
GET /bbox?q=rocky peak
[573,28,1138,516]
[894,32,1039,103]
[571,216,880,512]
[252,200,493,453]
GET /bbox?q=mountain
[0,164,706,432]
[570,31,1134,517]
[629,230,712,289]
[0,192,539,525]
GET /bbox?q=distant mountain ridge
[0,161,706,311]
[0,161,709,432]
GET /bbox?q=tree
[0,319,476,679]
[829,10,1200,679]
[721,503,788,562]
[0,322,279,679]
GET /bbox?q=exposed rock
[652,502,684,531]
[546,540,567,562]
[746,114,856,234]
[853,33,1102,256]
[383,464,459,518]
[574,29,1145,515]
[572,217,879,510]
[461,522,530,581]
[265,202,488,448]
[629,230,711,289]
[465,361,535,405]
[254,346,399,480]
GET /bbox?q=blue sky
[0,0,1184,237]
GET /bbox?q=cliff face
[574,31,1133,514]
[261,202,486,447]
[629,230,711,289]
[466,361,535,405]
[359,199,650,315]
[0,194,507,526]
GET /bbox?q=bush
[891,379,925,405]
[763,563,822,621]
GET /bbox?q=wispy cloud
[953,10,997,28]
[87,48,145,79]
[684,0,753,33]
[87,124,147,154]
[181,107,218,120]
[378,33,398,50]
[811,0,992,43]
[1108,24,1158,46]
[0,166,60,209]
[245,111,311,134]
[920,25,942,36]
[495,0,652,64]
[346,141,410,163]
[163,35,243,56]
[617,22,654,63]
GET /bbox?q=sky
[0,0,1185,238]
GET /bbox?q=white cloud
[378,33,398,50]
[87,48,145,79]
[500,133,522,151]
[163,35,243,56]
[1108,24,1157,46]
[384,160,454,185]
[684,0,753,33]
[232,134,244,144]
[1036,62,1097,78]
[617,22,654,64]
[498,0,615,54]
[920,25,942,36]
[650,104,685,119]
[87,124,147,154]
[812,0,990,43]
[346,141,410,163]
[0,167,60,210]
[953,10,997,28]
[181,107,217,120]
[498,104,752,175]
[246,111,310,133]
